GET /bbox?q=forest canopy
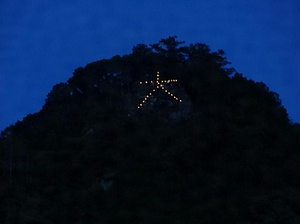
[0,36,300,223]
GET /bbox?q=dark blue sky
[1,0,299,131]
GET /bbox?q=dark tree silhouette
[0,37,299,224]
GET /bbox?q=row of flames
[137,71,183,109]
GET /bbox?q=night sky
[1,0,299,131]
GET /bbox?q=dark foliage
[1,36,299,223]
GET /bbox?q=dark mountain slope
[1,36,300,223]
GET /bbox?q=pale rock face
[100,179,113,191]
[76,88,83,94]
[84,128,94,136]
[100,172,116,191]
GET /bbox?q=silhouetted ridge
[0,36,299,223]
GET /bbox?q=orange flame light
[137,71,183,109]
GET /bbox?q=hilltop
[1,36,300,223]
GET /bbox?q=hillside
[1,36,300,223]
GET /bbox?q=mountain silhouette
[1,36,300,223]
